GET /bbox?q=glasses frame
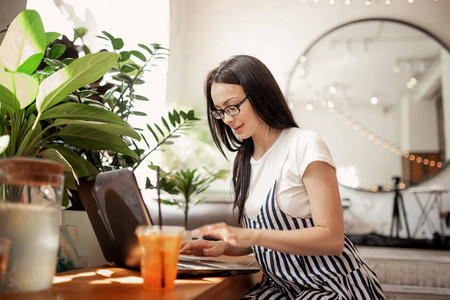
[210,95,249,120]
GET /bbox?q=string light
[294,40,443,191]
[300,96,444,191]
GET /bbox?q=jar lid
[0,157,65,186]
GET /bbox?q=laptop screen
[78,168,152,269]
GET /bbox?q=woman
[180,55,385,299]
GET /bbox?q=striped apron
[241,182,386,300]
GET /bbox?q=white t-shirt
[244,128,335,220]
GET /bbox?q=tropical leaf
[45,32,61,47]
[40,102,135,127]
[48,125,138,159]
[40,144,99,179]
[0,66,38,111]
[36,51,119,113]
[48,44,66,59]
[51,118,140,140]
[129,50,146,62]
[0,10,46,74]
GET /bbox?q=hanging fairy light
[297,58,443,191]
[327,101,335,108]
[328,86,337,95]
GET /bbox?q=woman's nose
[222,113,234,125]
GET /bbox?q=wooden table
[3,256,262,300]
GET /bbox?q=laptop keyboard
[178,259,217,269]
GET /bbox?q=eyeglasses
[210,96,249,120]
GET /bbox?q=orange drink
[135,226,184,291]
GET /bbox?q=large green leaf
[52,118,140,140]
[40,102,133,126]
[14,72,39,109]
[0,10,45,74]
[0,80,19,113]
[0,67,39,111]
[40,144,99,179]
[48,125,138,159]
[36,51,119,113]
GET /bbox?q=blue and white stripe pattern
[242,182,385,299]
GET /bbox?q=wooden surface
[3,256,262,300]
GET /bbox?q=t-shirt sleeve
[296,131,335,177]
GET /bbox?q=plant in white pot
[0,9,139,292]
[147,165,229,229]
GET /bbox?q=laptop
[77,167,260,277]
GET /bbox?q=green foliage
[83,30,199,170]
[0,10,201,208]
[146,165,229,228]
[0,10,137,205]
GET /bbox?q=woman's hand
[179,239,227,257]
[191,222,256,248]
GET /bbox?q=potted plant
[0,9,142,292]
[0,10,139,191]
[147,165,229,229]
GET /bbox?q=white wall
[167,0,450,239]
[2,0,449,240]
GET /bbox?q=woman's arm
[179,239,253,256]
[191,161,345,256]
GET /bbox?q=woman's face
[211,82,265,140]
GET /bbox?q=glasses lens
[225,106,240,116]
[210,110,224,119]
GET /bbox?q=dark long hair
[205,55,298,222]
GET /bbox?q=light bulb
[328,86,337,95]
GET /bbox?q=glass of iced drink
[135,226,185,291]
[0,158,64,293]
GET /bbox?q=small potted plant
[147,165,229,229]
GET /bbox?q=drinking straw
[156,166,165,288]
[156,166,163,228]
